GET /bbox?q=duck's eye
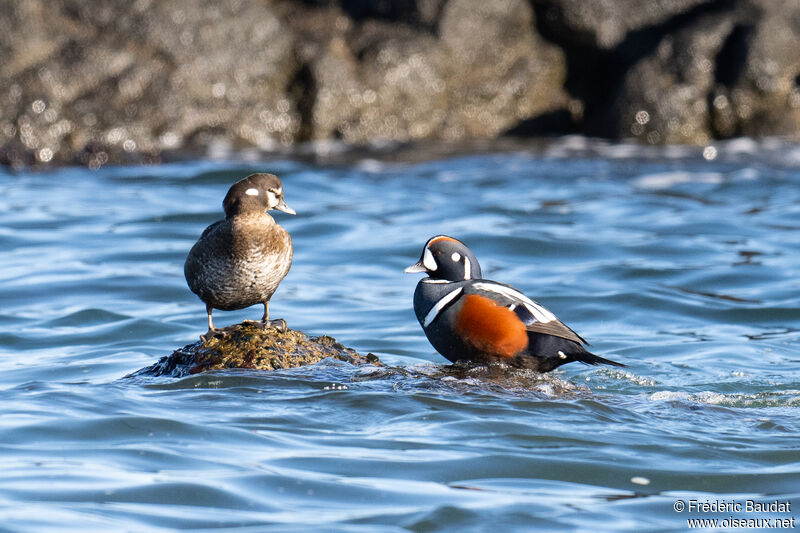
[245,188,259,196]
[451,252,461,262]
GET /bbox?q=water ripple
[1,139,799,530]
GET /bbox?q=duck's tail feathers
[576,351,626,368]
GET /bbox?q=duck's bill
[404,261,427,273]
[275,199,296,215]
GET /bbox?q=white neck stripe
[423,287,463,327]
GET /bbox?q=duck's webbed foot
[257,301,287,331]
[266,318,287,332]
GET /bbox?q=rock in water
[130,322,595,399]
[132,322,381,378]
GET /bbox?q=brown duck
[184,173,295,336]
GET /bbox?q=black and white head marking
[423,247,438,271]
[266,186,285,209]
[404,235,481,281]
[223,173,295,217]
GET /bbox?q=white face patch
[266,190,277,206]
[463,257,471,280]
[245,188,259,196]
[451,252,461,262]
[422,247,438,271]
[471,282,556,323]
[558,351,567,359]
[423,287,462,327]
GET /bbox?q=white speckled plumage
[184,173,294,333]
[186,213,292,311]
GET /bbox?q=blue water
[1,138,799,531]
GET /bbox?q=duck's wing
[465,280,589,346]
[199,220,225,240]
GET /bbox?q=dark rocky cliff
[1,0,798,166]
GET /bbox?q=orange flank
[454,294,528,358]
[428,236,459,246]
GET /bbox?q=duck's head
[223,173,295,218]
[405,235,482,281]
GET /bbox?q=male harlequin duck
[405,235,624,372]
[184,173,295,336]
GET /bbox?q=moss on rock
[133,322,381,378]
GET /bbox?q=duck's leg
[207,304,216,332]
[261,301,287,331]
[200,304,217,342]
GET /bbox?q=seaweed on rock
[132,322,382,378]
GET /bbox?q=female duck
[185,173,295,336]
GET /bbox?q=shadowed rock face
[132,322,382,378]
[1,0,798,167]
[532,0,800,143]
